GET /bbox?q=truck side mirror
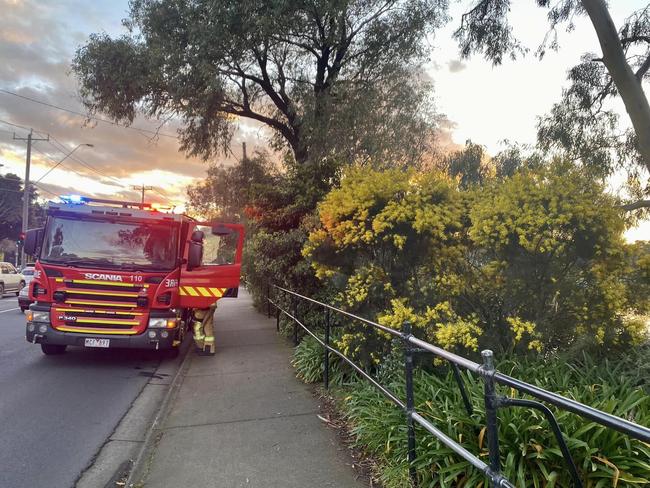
[191,230,205,242]
[24,228,44,256]
[187,241,203,271]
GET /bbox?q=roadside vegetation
[74,1,650,485]
[293,336,650,487]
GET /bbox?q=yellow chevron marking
[179,288,187,296]
[74,318,139,326]
[66,290,139,298]
[209,287,225,297]
[57,326,139,335]
[66,300,136,308]
[183,286,199,297]
[197,287,212,297]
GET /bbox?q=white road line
[0,307,21,314]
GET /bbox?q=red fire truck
[22,196,244,355]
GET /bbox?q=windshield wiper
[62,259,122,269]
[119,262,172,272]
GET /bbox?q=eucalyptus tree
[73,0,447,171]
[455,0,650,211]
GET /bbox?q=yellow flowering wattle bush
[303,162,649,365]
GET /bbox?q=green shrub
[303,165,649,363]
[292,335,351,387]
[293,336,650,487]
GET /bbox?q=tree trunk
[582,0,650,178]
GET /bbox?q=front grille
[64,292,139,303]
[63,320,135,329]
[51,281,149,335]
[55,278,148,293]
[55,309,140,320]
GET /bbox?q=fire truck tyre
[16,281,25,296]
[41,344,67,355]
[20,307,26,312]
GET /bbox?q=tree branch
[621,35,650,45]
[229,106,296,145]
[636,53,650,79]
[251,46,290,115]
[620,199,650,211]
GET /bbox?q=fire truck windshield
[40,216,178,271]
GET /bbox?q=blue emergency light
[60,194,86,204]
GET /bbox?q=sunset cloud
[0,0,270,207]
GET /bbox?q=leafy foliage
[0,173,23,242]
[453,1,650,212]
[292,335,349,386]
[0,173,46,241]
[291,335,650,487]
[304,163,648,364]
[187,151,276,221]
[73,0,445,166]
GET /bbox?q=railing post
[403,321,417,485]
[482,350,501,483]
[324,308,330,389]
[292,295,298,346]
[276,292,280,332]
[266,283,271,318]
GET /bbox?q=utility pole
[242,141,247,161]
[132,184,154,205]
[14,129,49,266]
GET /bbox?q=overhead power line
[1,117,176,205]
[31,146,92,182]
[0,88,178,139]
[46,138,124,187]
[31,182,58,198]
[46,139,173,205]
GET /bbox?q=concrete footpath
[137,289,364,487]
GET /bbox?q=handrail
[269,284,650,487]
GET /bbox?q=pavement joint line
[184,368,293,378]
[74,356,165,488]
[160,410,320,431]
[217,341,283,348]
[107,438,144,443]
[123,341,193,487]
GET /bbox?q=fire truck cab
[22,196,244,355]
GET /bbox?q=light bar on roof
[60,194,86,203]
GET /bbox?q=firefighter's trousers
[192,303,217,354]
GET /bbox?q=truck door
[179,222,244,309]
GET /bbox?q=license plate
[84,338,110,348]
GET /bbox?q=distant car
[0,262,25,297]
[20,265,35,287]
[18,285,32,312]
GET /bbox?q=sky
[0,0,648,239]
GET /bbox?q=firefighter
[192,302,218,355]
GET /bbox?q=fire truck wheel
[41,344,67,355]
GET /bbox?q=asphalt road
[0,295,169,488]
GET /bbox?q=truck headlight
[148,317,178,329]
[26,310,50,323]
